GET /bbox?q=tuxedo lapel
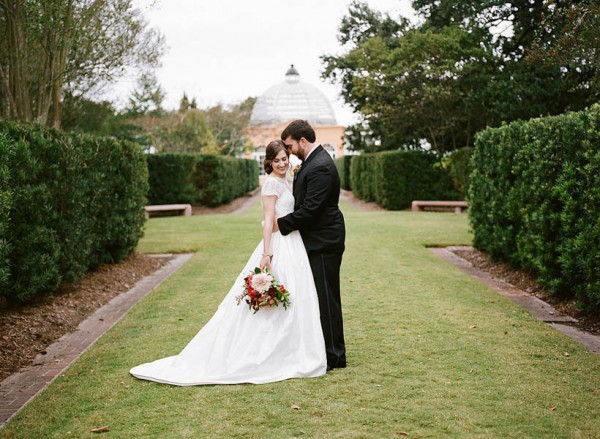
[303,145,323,166]
[292,145,323,201]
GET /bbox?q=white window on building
[252,146,266,175]
[322,143,336,159]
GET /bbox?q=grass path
[1,200,598,438]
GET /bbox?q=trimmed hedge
[0,121,148,302]
[443,147,472,199]
[350,150,458,209]
[334,155,353,190]
[147,153,259,207]
[0,132,11,291]
[469,104,600,311]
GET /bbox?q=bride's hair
[264,140,289,174]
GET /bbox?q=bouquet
[236,267,291,313]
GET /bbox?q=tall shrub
[86,135,148,266]
[148,153,258,207]
[350,154,378,202]
[469,105,600,311]
[351,150,457,209]
[147,154,197,204]
[0,132,12,290]
[443,147,472,199]
[0,121,148,302]
[334,155,353,190]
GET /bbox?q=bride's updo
[264,140,289,174]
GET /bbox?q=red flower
[235,267,291,313]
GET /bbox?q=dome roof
[250,66,337,126]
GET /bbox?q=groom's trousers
[308,252,346,368]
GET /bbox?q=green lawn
[2,200,598,438]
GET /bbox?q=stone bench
[411,200,469,214]
[144,204,192,219]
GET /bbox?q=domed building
[245,66,345,174]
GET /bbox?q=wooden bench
[144,204,192,219]
[411,200,469,214]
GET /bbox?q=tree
[412,0,594,110]
[204,97,256,156]
[528,0,600,99]
[179,92,190,112]
[61,94,120,135]
[0,0,164,127]
[152,110,218,154]
[322,0,596,153]
[60,93,148,145]
[127,71,165,116]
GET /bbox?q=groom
[277,120,347,371]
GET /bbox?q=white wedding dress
[130,175,327,385]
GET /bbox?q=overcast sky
[110,0,416,126]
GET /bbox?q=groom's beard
[294,150,305,160]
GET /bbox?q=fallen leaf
[549,406,557,411]
[563,352,570,357]
[397,431,409,436]
[91,425,110,433]
[469,325,477,329]
[291,404,301,410]
[375,384,382,388]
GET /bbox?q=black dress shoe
[326,365,334,371]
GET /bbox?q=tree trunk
[1,0,74,127]
[1,0,33,122]
[49,0,74,128]
[39,0,74,128]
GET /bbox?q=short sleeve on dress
[261,176,280,197]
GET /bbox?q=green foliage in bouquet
[469,104,600,311]
[0,121,148,302]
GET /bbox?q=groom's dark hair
[281,120,316,143]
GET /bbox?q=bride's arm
[260,195,277,270]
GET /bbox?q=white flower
[251,272,273,293]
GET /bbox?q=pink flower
[251,272,273,293]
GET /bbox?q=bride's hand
[272,220,279,233]
[260,254,271,270]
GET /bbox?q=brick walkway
[0,253,194,428]
[430,246,600,354]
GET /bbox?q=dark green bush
[350,150,458,209]
[147,154,197,204]
[349,153,378,202]
[0,132,12,291]
[0,121,147,302]
[334,155,353,190]
[443,147,472,199]
[469,104,600,312]
[147,153,258,207]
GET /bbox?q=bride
[130,140,327,385]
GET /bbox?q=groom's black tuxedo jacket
[278,145,345,255]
